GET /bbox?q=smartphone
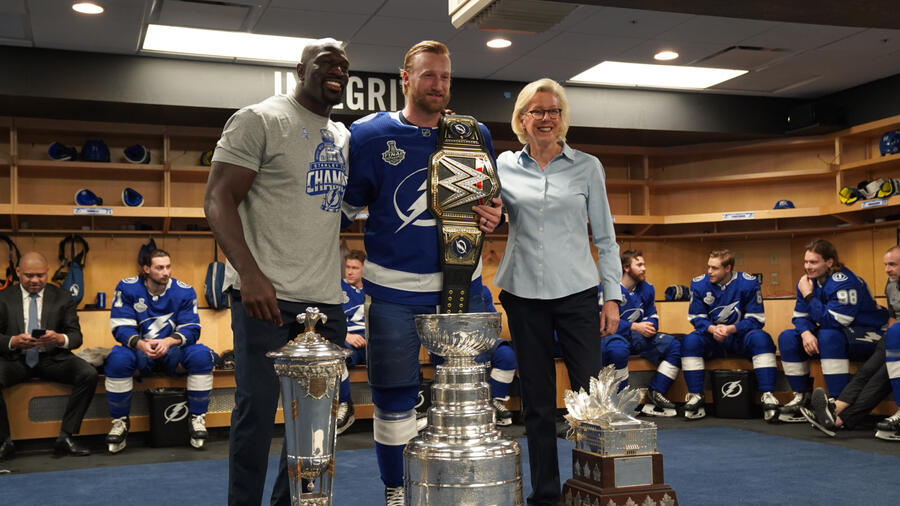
[31,328,46,338]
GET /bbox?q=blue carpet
[2,427,899,505]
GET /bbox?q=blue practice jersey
[110,276,201,348]
[341,279,365,333]
[342,112,496,305]
[688,271,765,335]
[792,267,888,333]
[600,281,659,336]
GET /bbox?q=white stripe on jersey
[887,360,900,380]
[110,318,137,330]
[793,311,809,318]
[781,360,810,376]
[687,313,707,321]
[827,309,855,326]
[752,353,777,369]
[657,360,680,379]
[746,313,766,324]
[364,258,482,293]
[821,358,850,375]
[682,357,705,371]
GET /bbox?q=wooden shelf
[14,204,168,217]
[650,168,834,189]
[831,114,900,139]
[837,153,900,172]
[170,207,206,218]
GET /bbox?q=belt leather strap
[427,114,500,313]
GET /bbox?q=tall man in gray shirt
[205,39,350,505]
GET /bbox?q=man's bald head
[17,251,49,294]
[300,38,343,65]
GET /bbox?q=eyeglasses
[524,108,562,120]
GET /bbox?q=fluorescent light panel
[142,24,332,64]
[570,61,747,90]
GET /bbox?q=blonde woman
[494,78,621,505]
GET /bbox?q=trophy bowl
[414,312,502,358]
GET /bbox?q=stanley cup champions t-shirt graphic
[306,128,348,212]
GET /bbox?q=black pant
[499,287,602,506]
[0,352,98,440]
[227,292,346,506]
[838,338,890,429]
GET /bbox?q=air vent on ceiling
[450,0,576,33]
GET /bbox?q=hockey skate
[683,392,706,420]
[777,391,810,422]
[189,413,208,449]
[800,388,836,437]
[492,397,513,426]
[385,485,405,506]
[641,389,677,417]
[336,399,355,435]
[760,391,780,423]
[875,410,900,441]
[106,416,129,454]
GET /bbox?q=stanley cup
[405,312,523,505]
[267,307,350,506]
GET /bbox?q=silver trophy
[267,307,350,506]
[561,365,678,506]
[404,312,523,505]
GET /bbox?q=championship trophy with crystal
[268,308,350,506]
[560,366,678,506]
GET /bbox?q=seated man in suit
[0,251,98,460]
[337,249,367,435]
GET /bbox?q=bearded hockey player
[778,239,888,422]
[682,249,779,420]
[600,250,681,417]
[103,249,213,452]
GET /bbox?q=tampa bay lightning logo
[622,307,644,323]
[164,401,189,423]
[720,380,743,398]
[452,236,472,258]
[710,301,742,324]
[306,129,347,213]
[450,121,471,138]
[393,167,435,232]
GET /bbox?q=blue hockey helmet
[74,188,103,206]
[81,140,110,162]
[121,187,144,207]
[123,144,150,164]
[48,142,78,161]
[880,130,900,156]
[774,199,795,209]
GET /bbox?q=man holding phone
[0,251,98,460]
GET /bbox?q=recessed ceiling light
[654,50,679,61]
[142,24,332,65]
[570,61,747,90]
[487,38,511,49]
[72,2,104,15]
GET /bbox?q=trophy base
[559,449,678,506]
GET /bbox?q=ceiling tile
[268,0,378,14]
[158,0,249,31]
[0,11,26,39]
[352,15,457,47]
[378,0,448,21]
[0,0,25,14]
[568,6,693,38]
[813,27,900,54]
[526,32,644,62]
[28,0,149,53]
[487,55,596,83]
[657,15,775,45]
[254,7,370,40]
[616,39,727,65]
[739,22,863,52]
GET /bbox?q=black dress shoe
[0,438,14,460]
[53,436,90,457]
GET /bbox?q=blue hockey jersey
[342,112,496,305]
[602,281,659,336]
[791,267,888,333]
[110,276,201,348]
[341,279,365,333]
[688,272,765,335]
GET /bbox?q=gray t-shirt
[886,279,900,319]
[212,94,349,304]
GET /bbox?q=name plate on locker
[861,198,887,208]
[723,211,754,220]
[613,455,654,488]
[74,207,113,215]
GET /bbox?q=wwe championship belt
[427,115,500,314]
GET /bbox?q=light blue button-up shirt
[494,142,622,303]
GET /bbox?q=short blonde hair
[400,40,450,95]
[511,78,570,145]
